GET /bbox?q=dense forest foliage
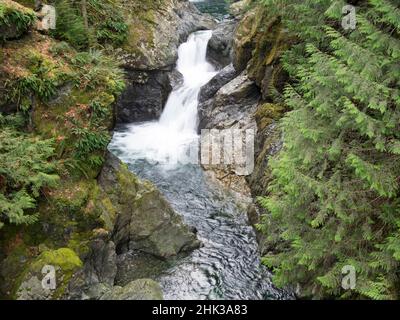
[51,0,128,49]
[0,0,125,231]
[258,0,400,299]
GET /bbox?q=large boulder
[207,19,237,68]
[97,152,201,258]
[119,0,216,70]
[101,279,163,300]
[233,4,294,100]
[199,71,260,130]
[0,1,36,41]
[199,63,238,104]
[116,70,171,123]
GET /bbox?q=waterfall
[109,29,293,300]
[111,31,217,165]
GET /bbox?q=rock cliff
[0,0,201,300]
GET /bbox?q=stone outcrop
[246,103,286,197]
[199,63,238,104]
[198,70,259,194]
[0,0,36,41]
[207,19,237,68]
[199,2,291,225]
[116,70,172,123]
[6,152,199,300]
[98,152,201,258]
[199,71,259,130]
[116,0,216,123]
[233,4,293,100]
[119,0,215,70]
[101,279,163,300]
[230,3,291,198]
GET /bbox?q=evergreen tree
[0,115,59,229]
[258,0,400,299]
[51,0,128,49]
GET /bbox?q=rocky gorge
[0,0,294,300]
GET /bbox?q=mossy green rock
[0,0,36,40]
[247,103,285,197]
[119,0,215,69]
[97,152,201,259]
[233,4,294,99]
[15,248,82,300]
[101,279,163,300]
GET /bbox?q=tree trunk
[81,0,89,31]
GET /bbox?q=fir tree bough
[258,0,400,299]
[0,115,59,229]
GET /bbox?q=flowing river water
[109,29,291,299]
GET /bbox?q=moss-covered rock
[229,0,251,17]
[0,0,36,41]
[119,0,215,70]
[233,3,294,100]
[97,152,201,259]
[254,102,286,132]
[0,0,202,301]
[15,248,82,300]
[0,234,33,298]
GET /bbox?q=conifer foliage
[0,116,59,229]
[258,0,400,299]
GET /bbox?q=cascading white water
[111,31,217,165]
[109,29,293,300]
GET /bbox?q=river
[109,22,291,300]
[191,0,230,20]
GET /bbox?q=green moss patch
[0,0,36,41]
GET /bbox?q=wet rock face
[233,4,293,100]
[199,63,238,104]
[198,70,260,192]
[115,251,170,287]
[98,153,201,259]
[199,70,260,130]
[116,0,215,123]
[81,240,117,287]
[66,239,118,300]
[207,19,237,68]
[120,0,216,70]
[116,70,172,123]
